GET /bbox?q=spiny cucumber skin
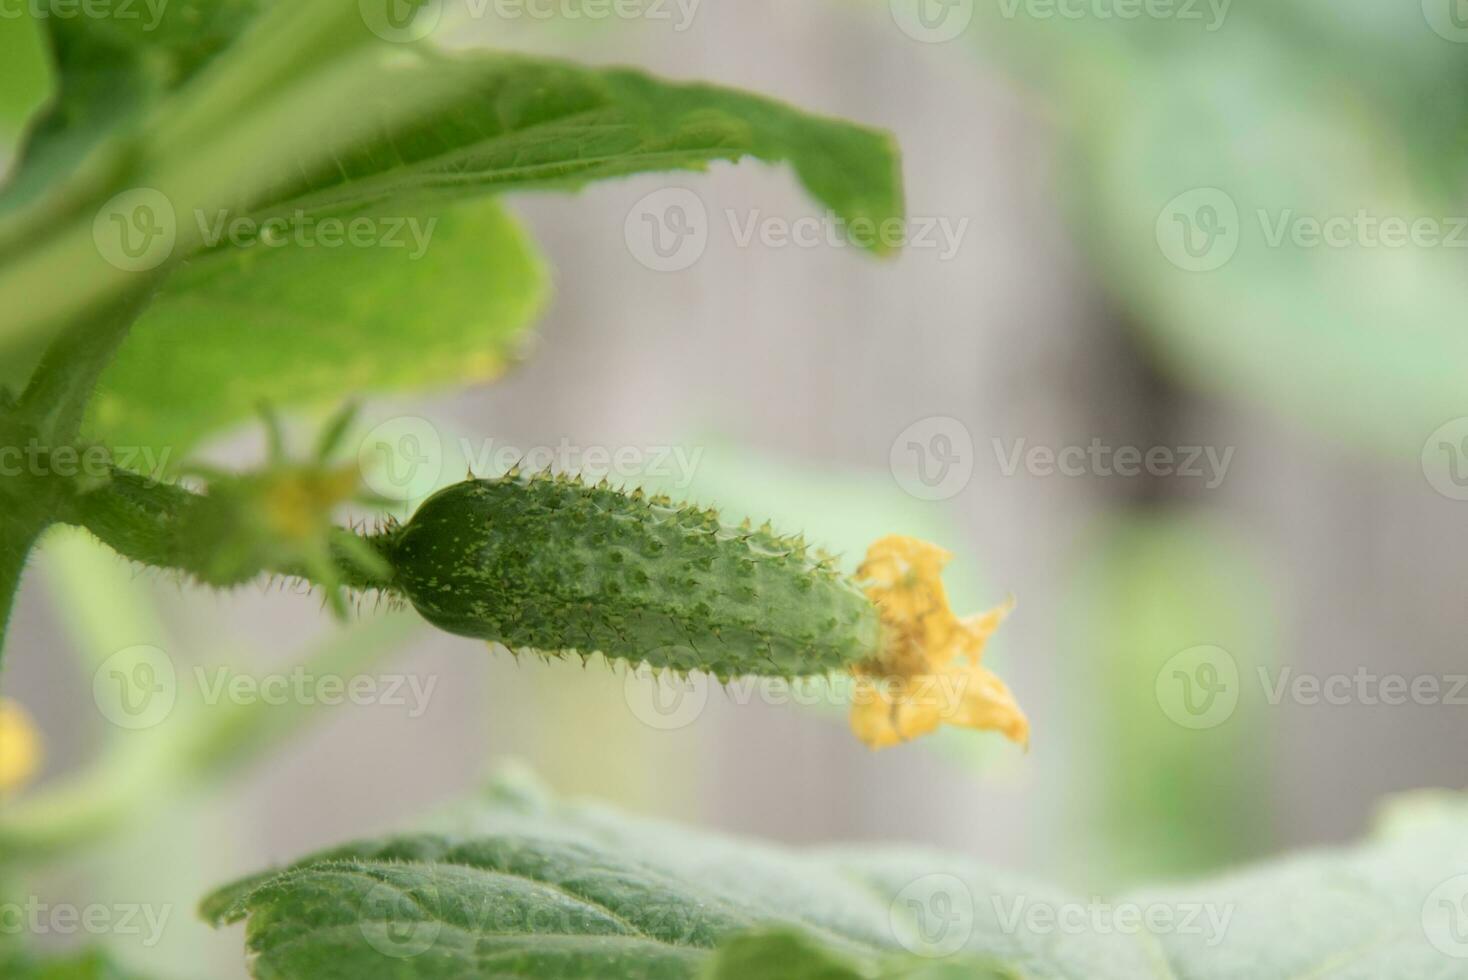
[384,476,880,679]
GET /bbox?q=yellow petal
[0,698,42,795]
[950,663,1030,747]
[848,536,1028,750]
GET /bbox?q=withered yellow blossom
[850,536,1028,750]
[0,698,42,794]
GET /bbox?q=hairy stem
[0,289,153,653]
[18,288,154,445]
[58,467,397,594]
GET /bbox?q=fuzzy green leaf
[0,947,153,980]
[203,775,1468,980]
[0,2,903,353]
[83,198,546,459]
[248,50,903,251]
[201,773,1015,980]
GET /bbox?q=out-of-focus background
[6,1,1468,974]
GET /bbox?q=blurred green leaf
[705,927,1007,979]
[86,198,546,458]
[0,9,50,150]
[0,0,262,217]
[947,1,1468,454]
[0,5,904,353]
[205,771,1468,979]
[1061,512,1276,883]
[0,948,154,980]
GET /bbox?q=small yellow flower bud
[0,698,42,794]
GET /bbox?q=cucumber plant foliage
[0,4,1458,980]
[202,772,1468,980]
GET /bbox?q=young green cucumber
[383,475,880,679]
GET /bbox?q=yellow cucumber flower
[0,698,42,795]
[849,536,1028,750]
